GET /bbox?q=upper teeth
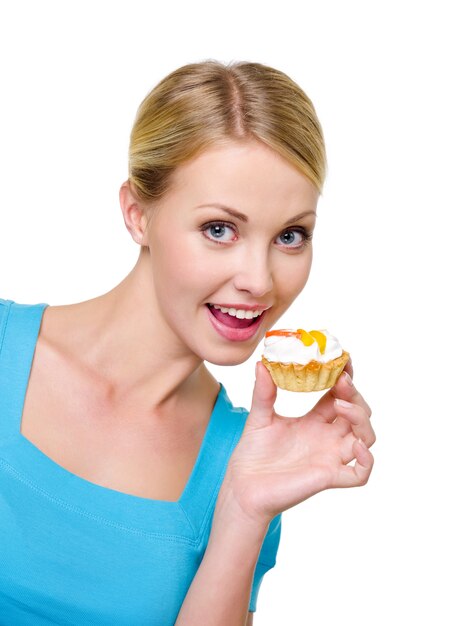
[210,304,264,320]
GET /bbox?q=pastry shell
[261,350,350,392]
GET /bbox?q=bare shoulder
[22,301,220,502]
[246,612,254,626]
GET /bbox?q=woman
[0,60,375,625]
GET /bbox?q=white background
[1,1,469,624]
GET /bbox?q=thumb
[248,361,277,428]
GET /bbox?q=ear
[119,180,151,246]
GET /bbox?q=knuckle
[358,468,372,486]
[364,429,376,447]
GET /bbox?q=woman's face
[144,139,319,365]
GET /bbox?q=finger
[309,385,343,423]
[309,373,356,423]
[336,439,374,488]
[339,431,375,465]
[344,357,353,380]
[333,398,376,445]
[307,366,369,425]
[248,361,277,428]
[332,371,372,419]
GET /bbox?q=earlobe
[119,180,149,246]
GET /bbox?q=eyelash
[199,221,313,249]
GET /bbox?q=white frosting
[262,329,343,365]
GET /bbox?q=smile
[205,303,268,342]
[208,304,264,319]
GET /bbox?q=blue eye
[202,222,237,243]
[276,229,311,248]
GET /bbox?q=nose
[232,248,274,297]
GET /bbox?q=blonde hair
[128,59,326,207]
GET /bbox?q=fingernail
[343,371,354,386]
[335,398,353,408]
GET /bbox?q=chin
[202,344,259,367]
[205,355,251,367]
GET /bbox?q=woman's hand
[218,359,375,527]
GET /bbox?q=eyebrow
[195,203,316,226]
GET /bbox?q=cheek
[153,236,224,295]
[275,252,312,299]
[152,237,189,296]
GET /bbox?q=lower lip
[205,305,266,342]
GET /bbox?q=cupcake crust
[261,350,350,392]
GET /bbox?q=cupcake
[261,328,350,392]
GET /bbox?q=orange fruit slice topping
[265,329,301,339]
[307,330,327,354]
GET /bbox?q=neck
[56,248,217,415]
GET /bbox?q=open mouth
[207,304,264,329]
[206,304,266,329]
[205,303,270,342]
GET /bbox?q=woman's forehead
[168,140,318,206]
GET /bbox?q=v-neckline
[0,300,244,541]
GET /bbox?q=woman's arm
[174,490,269,626]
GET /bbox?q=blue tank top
[0,298,281,624]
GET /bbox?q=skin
[104,138,321,412]
[55,138,374,623]
[68,135,375,525]
[125,138,319,369]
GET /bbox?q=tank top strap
[0,298,49,444]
